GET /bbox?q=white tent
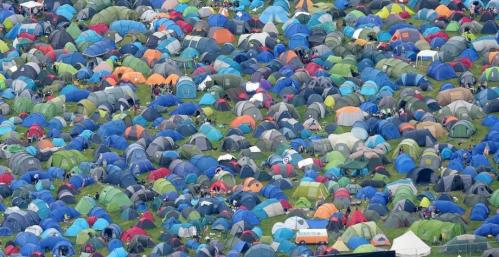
[390,231,431,257]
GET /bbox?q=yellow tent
[419,197,431,208]
[376,4,414,19]
[324,95,335,109]
[0,40,9,53]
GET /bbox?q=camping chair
[416,50,439,66]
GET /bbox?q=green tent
[90,6,138,25]
[86,0,112,11]
[294,197,312,209]
[490,189,499,207]
[330,63,355,77]
[292,181,329,200]
[392,139,421,160]
[410,220,465,244]
[47,150,86,171]
[55,62,78,76]
[449,120,476,138]
[75,196,97,215]
[123,55,151,76]
[445,21,460,32]
[13,96,34,113]
[32,102,61,120]
[375,58,417,78]
[443,234,489,254]
[353,244,376,253]
[77,99,97,117]
[340,221,382,242]
[66,23,82,39]
[392,185,417,205]
[99,186,132,212]
[481,66,499,82]
[324,151,346,169]
[152,178,177,194]
[76,229,96,245]
[213,170,236,187]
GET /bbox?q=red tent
[88,23,109,35]
[0,171,14,185]
[210,180,229,193]
[27,125,45,139]
[347,210,368,226]
[121,226,148,241]
[147,168,171,181]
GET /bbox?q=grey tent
[189,133,213,151]
[439,36,467,61]
[333,94,364,109]
[244,244,277,257]
[268,102,300,121]
[257,129,288,152]
[146,136,176,162]
[419,148,441,171]
[305,102,326,120]
[384,211,417,228]
[482,248,499,257]
[434,174,473,192]
[8,152,42,175]
[234,101,263,121]
[221,135,250,152]
[438,100,484,121]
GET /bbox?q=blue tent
[98,120,126,140]
[110,20,147,36]
[53,239,76,257]
[475,223,499,237]
[348,236,369,250]
[208,14,229,27]
[22,113,47,127]
[232,209,260,227]
[427,62,457,80]
[83,40,116,57]
[57,52,87,66]
[259,6,289,23]
[170,102,200,115]
[433,200,465,215]
[395,154,417,173]
[470,203,489,221]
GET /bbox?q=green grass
[0,3,498,257]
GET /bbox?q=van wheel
[319,241,327,245]
[299,241,306,245]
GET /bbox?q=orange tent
[314,203,338,219]
[165,74,180,85]
[242,177,263,193]
[104,76,118,86]
[121,71,146,84]
[124,125,146,140]
[487,51,498,65]
[435,5,452,18]
[143,49,162,66]
[279,51,301,65]
[37,139,54,151]
[146,73,167,86]
[230,115,256,129]
[113,66,134,78]
[399,122,415,133]
[210,28,235,44]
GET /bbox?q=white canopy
[390,231,431,257]
[20,1,43,9]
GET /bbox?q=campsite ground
[0,2,498,256]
